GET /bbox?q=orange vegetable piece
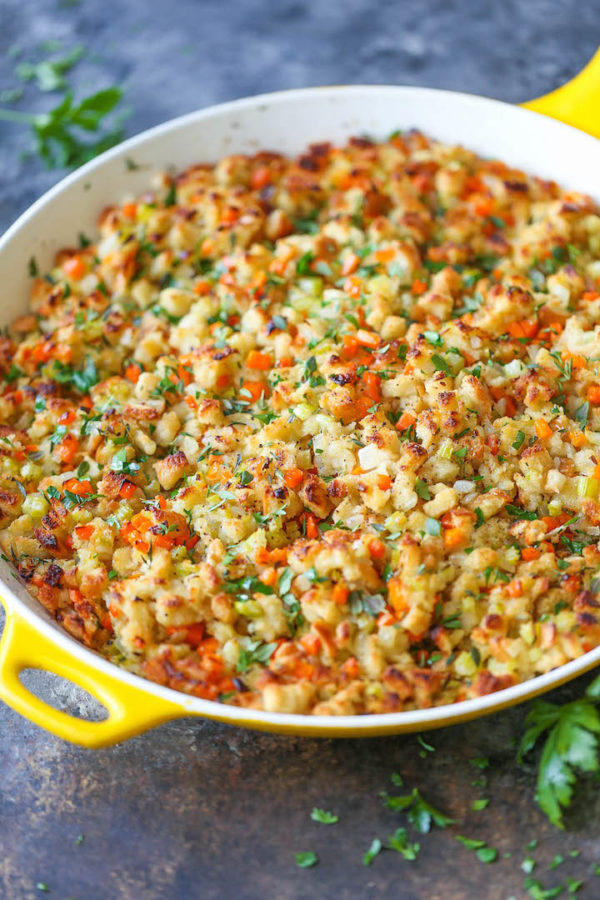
[332,582,349,606]
[342,334,359,357]
[193,279,212,296]
[119,481,138,499]
[569,430,587,448]
[368,537,386,559]
[521,547,540,561]
[304,513,319,540]
[250,166,272,190]
[534,418,553,440]
[343,275,363,298]
[340,252,360,276]
[240,380,265,403]
[356,329,379,349]
[411,278,428,295]
[376,473,392,491]
[587,385,600,405]
[246,350,273,371]
[506,579,523,598]
[74,524,94,541]
[125,363,142,383]
[363,371,382,403]
[284,468,304,490]
[443,527,465,549]
[55,433,79,464]
[395,411,416,431]
[185,623,206,648]
[63,257,86,280]
[122,202,137,219]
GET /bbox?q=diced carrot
[473,196,494,217]
[521,547,540,561]
[246,350,273,371]
[63,478,92,496]
[506,579,523,598]
[570,430,587,448]
[443,527,465,549]
[193,279,212,296]
[376,473,392,491]
[395,411,416,431]
[250,166,272,190]
[356,329,379,349]
[582,290,600,302]
[375,247,395,264]
[340,252,360,276]
[220,207,239,225]
[299,632,320,656]
[240,380,265,403]
[587,385,600,405]
[184,623,206,648]
[125,363,142,383]
[304,513,319,540]
[377,609,396,627]
[593,465,600,480]
[362,371,382,403]
[216,373,231,390]
[260,567,277,587]
[55,433,79,464]
[278,356,293,368]
[368,537,386,559]
[411,278,427,295]
[284,468,304,489]
[269,548,288,565]
[63,257,86,280]
[58,409,76,425]
[492,267,504,281]
[341,657,360,678]
[508,319,538,339]
[332,582,349,606]
[534,418,553,440]
[74,524,94,541]
[504,397,517,417]
[122,202,137,219]
[343,275,363,298]
[119,481,137,499]
[387,577,407,615]
[185,396,198,410]
[342,334,359,357]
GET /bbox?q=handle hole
[19,668,108,722]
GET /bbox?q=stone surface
[1,1,599,897]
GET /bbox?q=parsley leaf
[310,808,338,825]
[363,837,382,866]
[518,680,600,827]
[381,786,454,833]
[295,851,318,868]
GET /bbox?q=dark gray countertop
[1,2,599,897]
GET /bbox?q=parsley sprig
[518,675,600,828]
[0,87,126,169]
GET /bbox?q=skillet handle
[522,48,600,138]
[0,603,182,747]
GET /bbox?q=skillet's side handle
[522,48,600,138]
[0,601,183,748]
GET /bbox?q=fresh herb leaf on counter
[518,674,600,828]
[0,87,126,169]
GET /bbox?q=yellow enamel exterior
[522,48,600,138]
[0,56,599,747]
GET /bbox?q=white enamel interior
[1,85,599,734]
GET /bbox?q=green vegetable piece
[295,851,318,868]
[310,808,338,825]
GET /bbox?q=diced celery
[22,492,49,519]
